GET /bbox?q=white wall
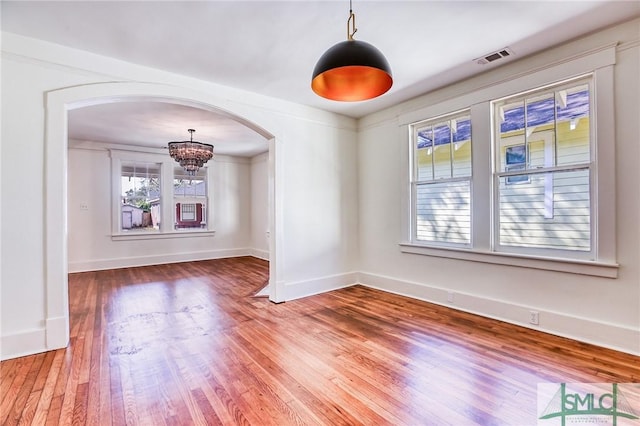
[67,146,253,272]
[250,152,270,260]
[357,19,640,355]
[0,33,359,360]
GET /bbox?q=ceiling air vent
[475,47,514,65]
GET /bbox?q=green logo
[539,383,639,425]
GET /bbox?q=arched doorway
[44,82,282,352]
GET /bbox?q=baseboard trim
[68,248,253,272]
[284,272,358,301]
[45,315,69,351]
[1,328,47,361]
[248,248,270,261]
[358,272,640,356]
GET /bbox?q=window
[181,203,196,221]
[493,78,592,255]
[410,111,472,246]
[505,145,529,185]
[120,162,161,232]
[174,167,208,230]
[401,48,617,277]
[111,150,215,239]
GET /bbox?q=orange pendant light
[312,2,392,101]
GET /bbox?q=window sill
[399,243,619,278]
[112,230,216,241]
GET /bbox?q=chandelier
[168,129,214,176]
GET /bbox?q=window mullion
[160,160,173,233]
[449,120,454,178]
[496,163,590,178]
[470,102,491,251]
[524,99,529,169]
[430,125,435,178]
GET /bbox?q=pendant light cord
[347,0,357,40]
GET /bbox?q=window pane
[498,169,590,251]
[120,163,161,232]
[416,181,471,244]
[174,167,208,230]
[416,126,433,181]
[497,100,525,172]
[526,93,555,169]
[556,85,590,166]
[527,139,548,169]
[452,115,471,178]
[496,82,591,172]
[526,92,555,129]
[433,121,452,180]
[499,101,525,132]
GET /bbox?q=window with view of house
[411,111,472,246]
[403,50,616,276]
[180,203,196,221]
[112,151,215,238]
[120,162,161,232]
[493,79,592,254]
[174,167,208,230]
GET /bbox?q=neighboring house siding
[415,140,472,244]
[415,180,471,244]
[175,202,205,228]
[498,120,590,251]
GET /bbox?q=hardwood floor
[1,257,638,425]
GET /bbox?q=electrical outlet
[447,291,455,304]
[529,310,540,325]
[80,202,89,211]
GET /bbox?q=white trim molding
[1,328,47,361]
[249,248,270,261]
[283,272,359,301]
[357,272,640,356]
[399,243,619,278]
[68,249,253,273]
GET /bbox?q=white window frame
[173,167,209,230]
[398,45,618,278]
[110,150,215,240]
[409,110,473,248]
[492,76,594,260]
[119,160,162,232]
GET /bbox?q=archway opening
[45,83,281,352]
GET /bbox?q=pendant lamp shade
[311,3,392,102]
[312,39,393,101]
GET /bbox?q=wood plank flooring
[1,256,638,425]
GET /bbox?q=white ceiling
[2,1,639,156]
[67,102,270,156]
